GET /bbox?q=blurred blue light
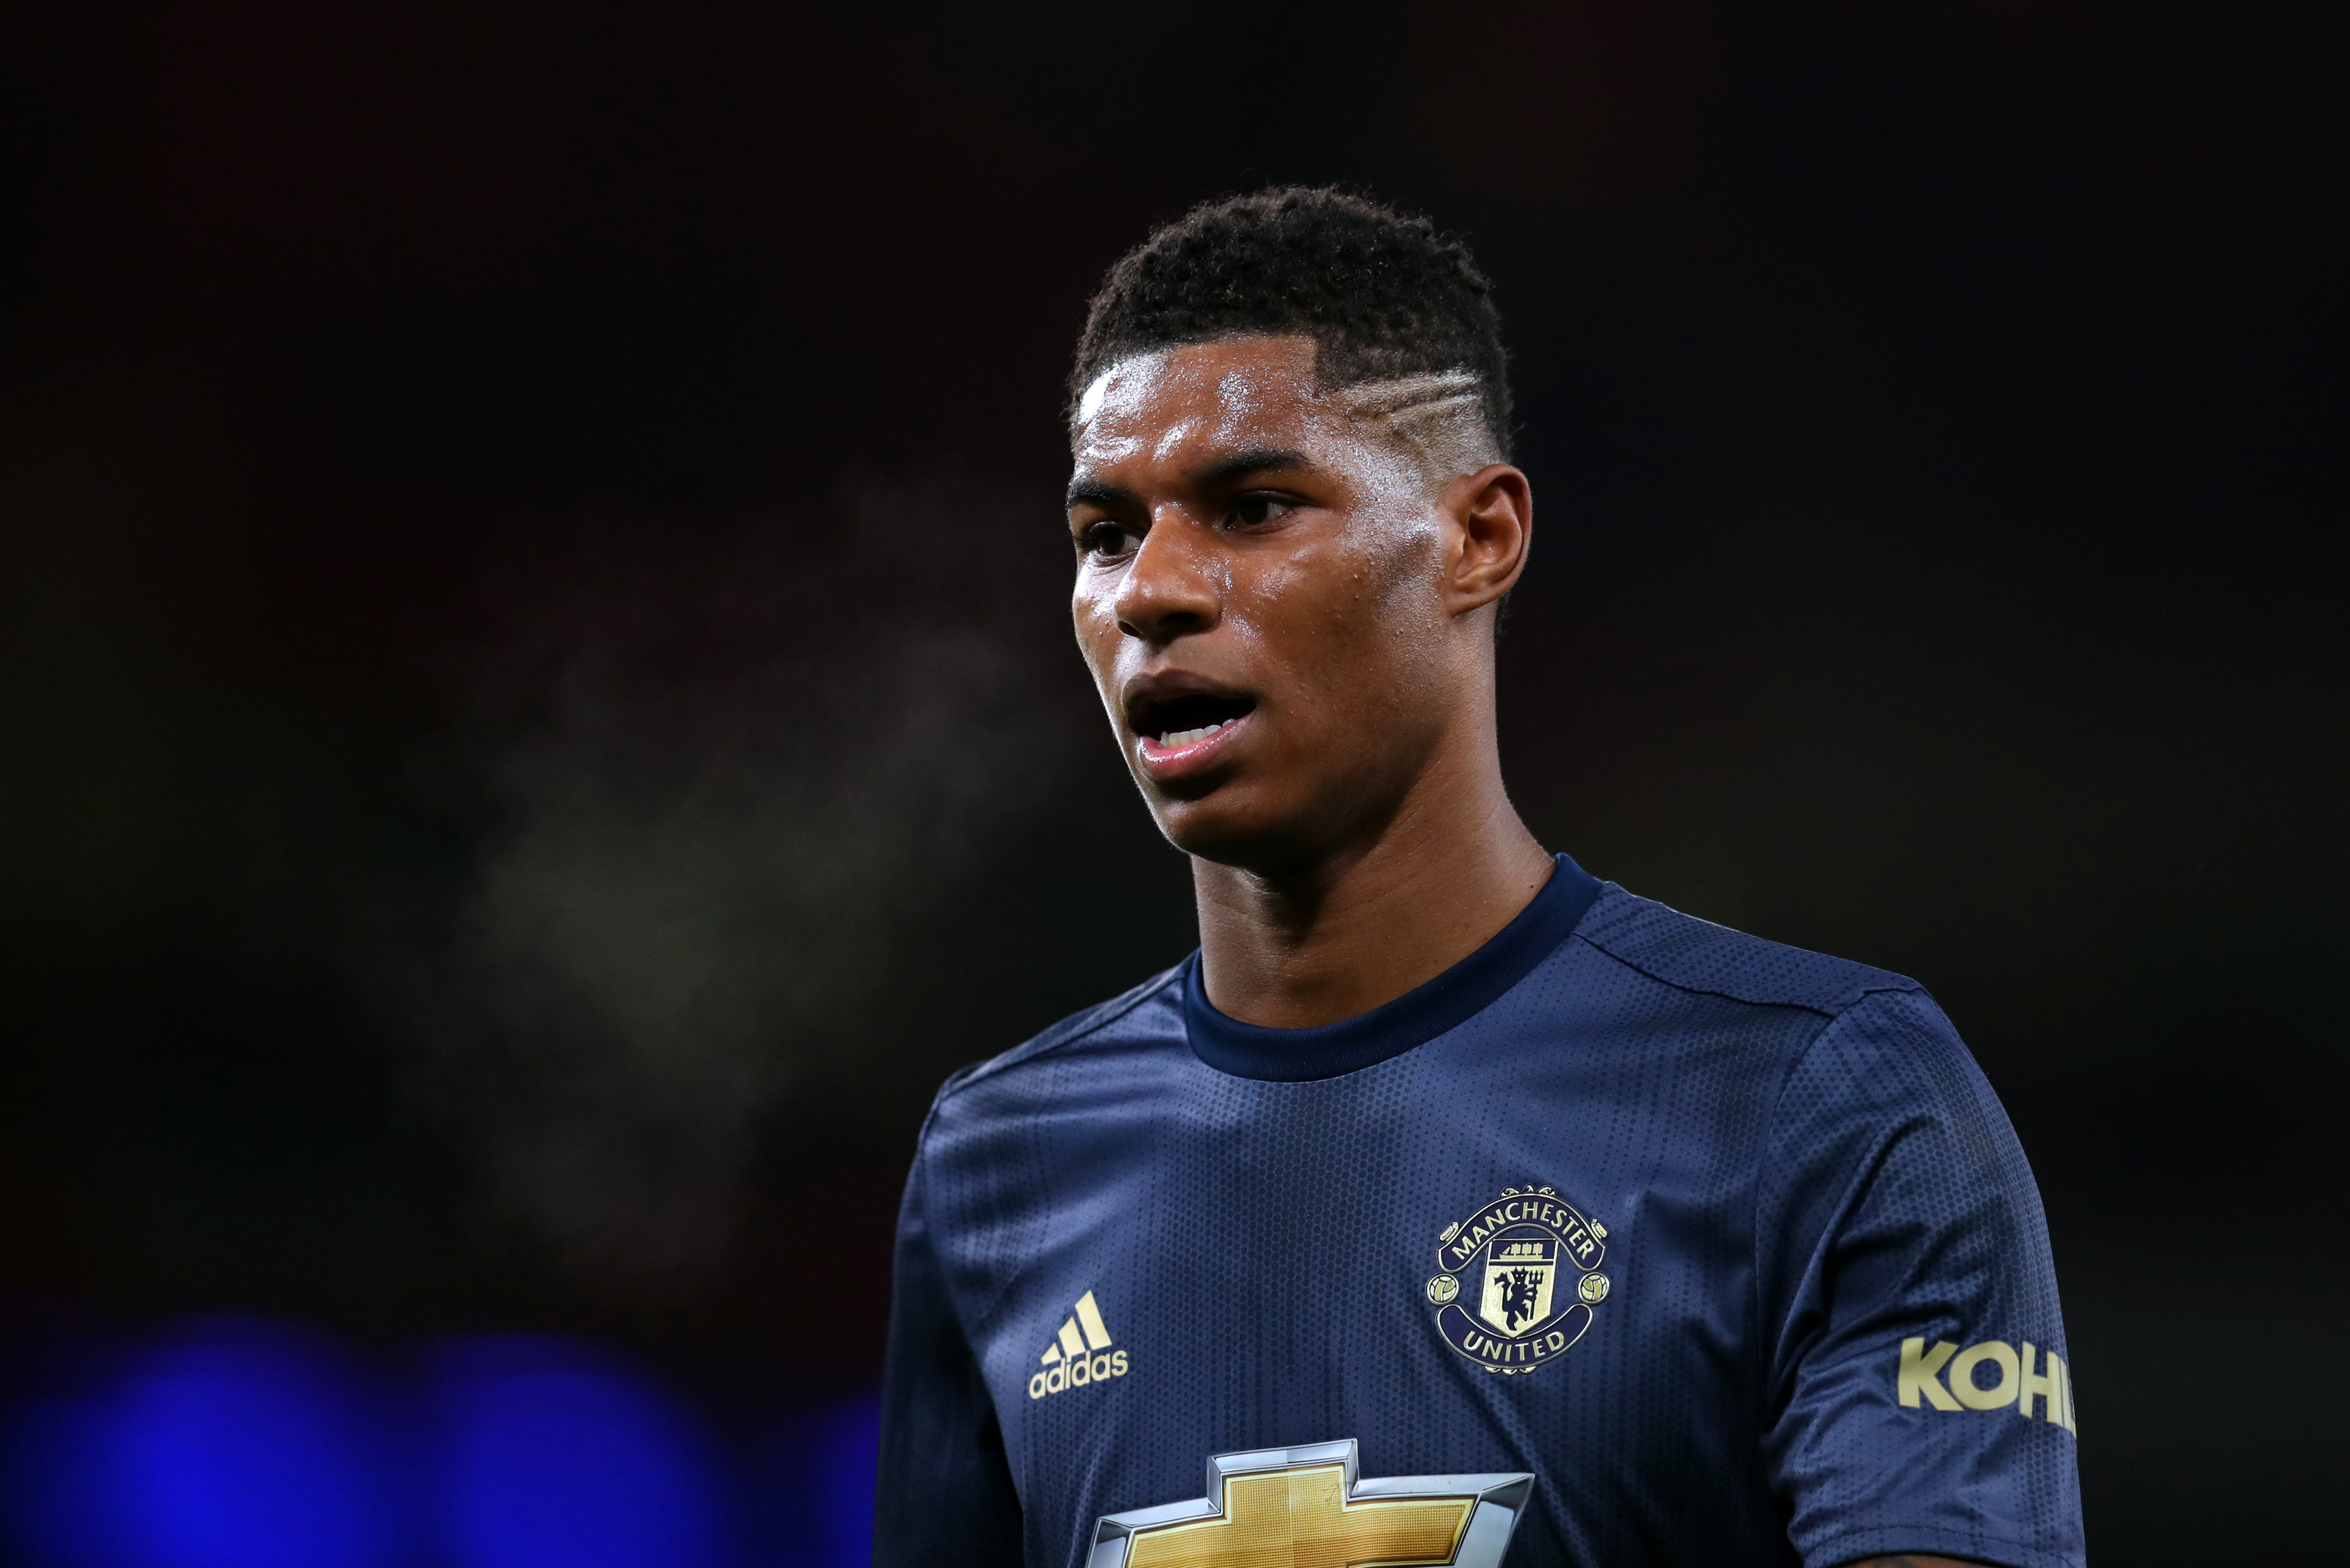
[3,1321,394,1568]
[749,1392,879,1568]
[6,1320,867,1568]
[425,1337,730,1568]
[6,1387,128,1568]
[811,1395,878,1568]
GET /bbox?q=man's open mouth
[1132,693,1257,749]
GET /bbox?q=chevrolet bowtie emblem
[1086,1440,1534,1568]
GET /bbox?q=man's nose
[1113,516,1223,645]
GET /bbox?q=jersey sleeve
[874,1125,1024,1568]
[1757,988,2085,1568]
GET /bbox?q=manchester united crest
[1424,1185,1611,1376]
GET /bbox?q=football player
[876,188,2082,1568]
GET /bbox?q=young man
[876,189,2083,1568]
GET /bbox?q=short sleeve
[1757,989,2086,1568]
[874,1129,1025,1568]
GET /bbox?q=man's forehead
[1077,338,1322,425]
[1069,335,1498,496]
[1073,337,1333,470]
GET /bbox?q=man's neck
[1190,750,1554,1030]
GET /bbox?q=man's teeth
[1157,718,1235,749]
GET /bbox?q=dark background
[2,0,2343,1561]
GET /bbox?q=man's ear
[1442,464,1533,615]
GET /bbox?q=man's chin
[1150,792,1343,877]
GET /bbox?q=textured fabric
[1183,858,1606,1080]
[875,860,2085,1568]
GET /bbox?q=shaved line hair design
[1070,187,1515,465]
[1328,371,1501,489]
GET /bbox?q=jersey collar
[1181,853,1605,1083]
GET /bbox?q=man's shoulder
[1572,884,1925,1021]
[932,961,1190,1109]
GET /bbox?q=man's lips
[1122,676,1259,781]
[1134,707,1252,777]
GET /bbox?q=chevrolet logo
[1087,1440,1533,1568]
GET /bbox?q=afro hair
[1070,187,1513,459]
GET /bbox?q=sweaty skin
[1067,335,1977,1568]
[1068,333,1546,1028]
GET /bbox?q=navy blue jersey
[876,858,2084,1568]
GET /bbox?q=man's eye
[1232,495,1295,527]
[1080,522,1140,558]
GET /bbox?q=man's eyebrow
[1065,477,1135,511]
[1065,448,1312,511]
[1192,448,1311,491]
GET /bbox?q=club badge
[1424,1185,1611,1376]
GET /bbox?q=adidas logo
[1027,1290,1129,1400]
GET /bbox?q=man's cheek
[1072,593,1120,667]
